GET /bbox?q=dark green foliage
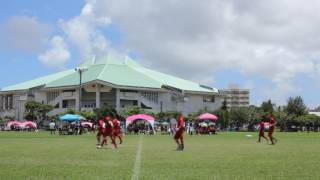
[24,101,53,122]
[286,96,308,116]
[221,99,228,110]
[80,110,96,120]
[94,105,117,120]
[261,99,274,113]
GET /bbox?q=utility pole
[75,67,88,112]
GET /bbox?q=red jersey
[177,116,185,129]
[259,122,265,132]
[105,120,113,132]
[269,117,276,132]
[98,119,105,132]
[112,119,121,129]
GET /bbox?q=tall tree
[214,109,230,129]
[25,101,40,120]
[221,99,228,110]
[229,107,249,130]
[286,96,308,116]
[119,106,146,118]
[247,106,263,131]
[261,99,274,113]
[94,105,117,120]
[37,104,53,123]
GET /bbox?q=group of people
[127,121,153,135]
[94,113,187,151]
[96,113,123,149]
[257,113,278,145]
[49,121,88,135]
[94,112,279,151]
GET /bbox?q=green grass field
[0,132,320,180]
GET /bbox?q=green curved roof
[1,55,218,94]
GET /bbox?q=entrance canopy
[81,122,93,127]
[6,121,37,129]
[197,113,218,121]
[126,114,155,130]
[59,114,85,122]
[21,121,37,128]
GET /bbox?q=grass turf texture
[0,132,319,180]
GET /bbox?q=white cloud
[59,0,112,60]
[46,0,320,104]
[0,16,51,53]
[38,36,70,68]
[71,0,320,104]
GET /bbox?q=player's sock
[102,139,106,145]
[175,140,180,150]
[181,143,184,150]
[112,138,117,149]
[100,139,106,147]
[271,138,275,145]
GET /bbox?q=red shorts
[174,128,184,139]
[268,131,274,136]
[268,128,274,136]
[103,129,113,137]
[259,131,265,136]
[113,128,121,136]
[97,130,104,136]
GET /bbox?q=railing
[140,96,160,110]
[120,92,138,99]
[141,91,159,104]
[47,92,77,107]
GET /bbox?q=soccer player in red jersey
[268,113,277,145]
[99,115,117,149]
[112,114,123,144]
[96,118,105,146]
[174,115,185,151]
[257,120,268,142]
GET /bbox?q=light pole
[75,67,88,112]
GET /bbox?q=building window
[141,91,158,104]
[203,96,215,102]
[47,91,60,103]
[120,89,138,93]
[62,100,76,108]
[5,95,14,109]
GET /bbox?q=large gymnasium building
[0,55,222,120]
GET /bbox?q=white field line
[131,135,143,180]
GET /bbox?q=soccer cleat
[96,145,102,149]
[181,144,184,151]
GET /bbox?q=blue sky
[0,0,319,108]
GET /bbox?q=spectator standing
[49,121,56,135]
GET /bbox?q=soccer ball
[246,134,252,138]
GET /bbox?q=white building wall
[34,90,47,104]
[1,87,222,118]
[158,92,177,112]
[157,93,222,115]
[180,94,203,114]
[0,95,4,110]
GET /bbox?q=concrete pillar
[75,89,80,111]
[137,91,141,107]
[59,100,63,109]
[116,89,120,111]
[3,95,6,110]
[0,95,3,110]
[96,84,101,108]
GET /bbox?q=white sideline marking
[131,135,143,180]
